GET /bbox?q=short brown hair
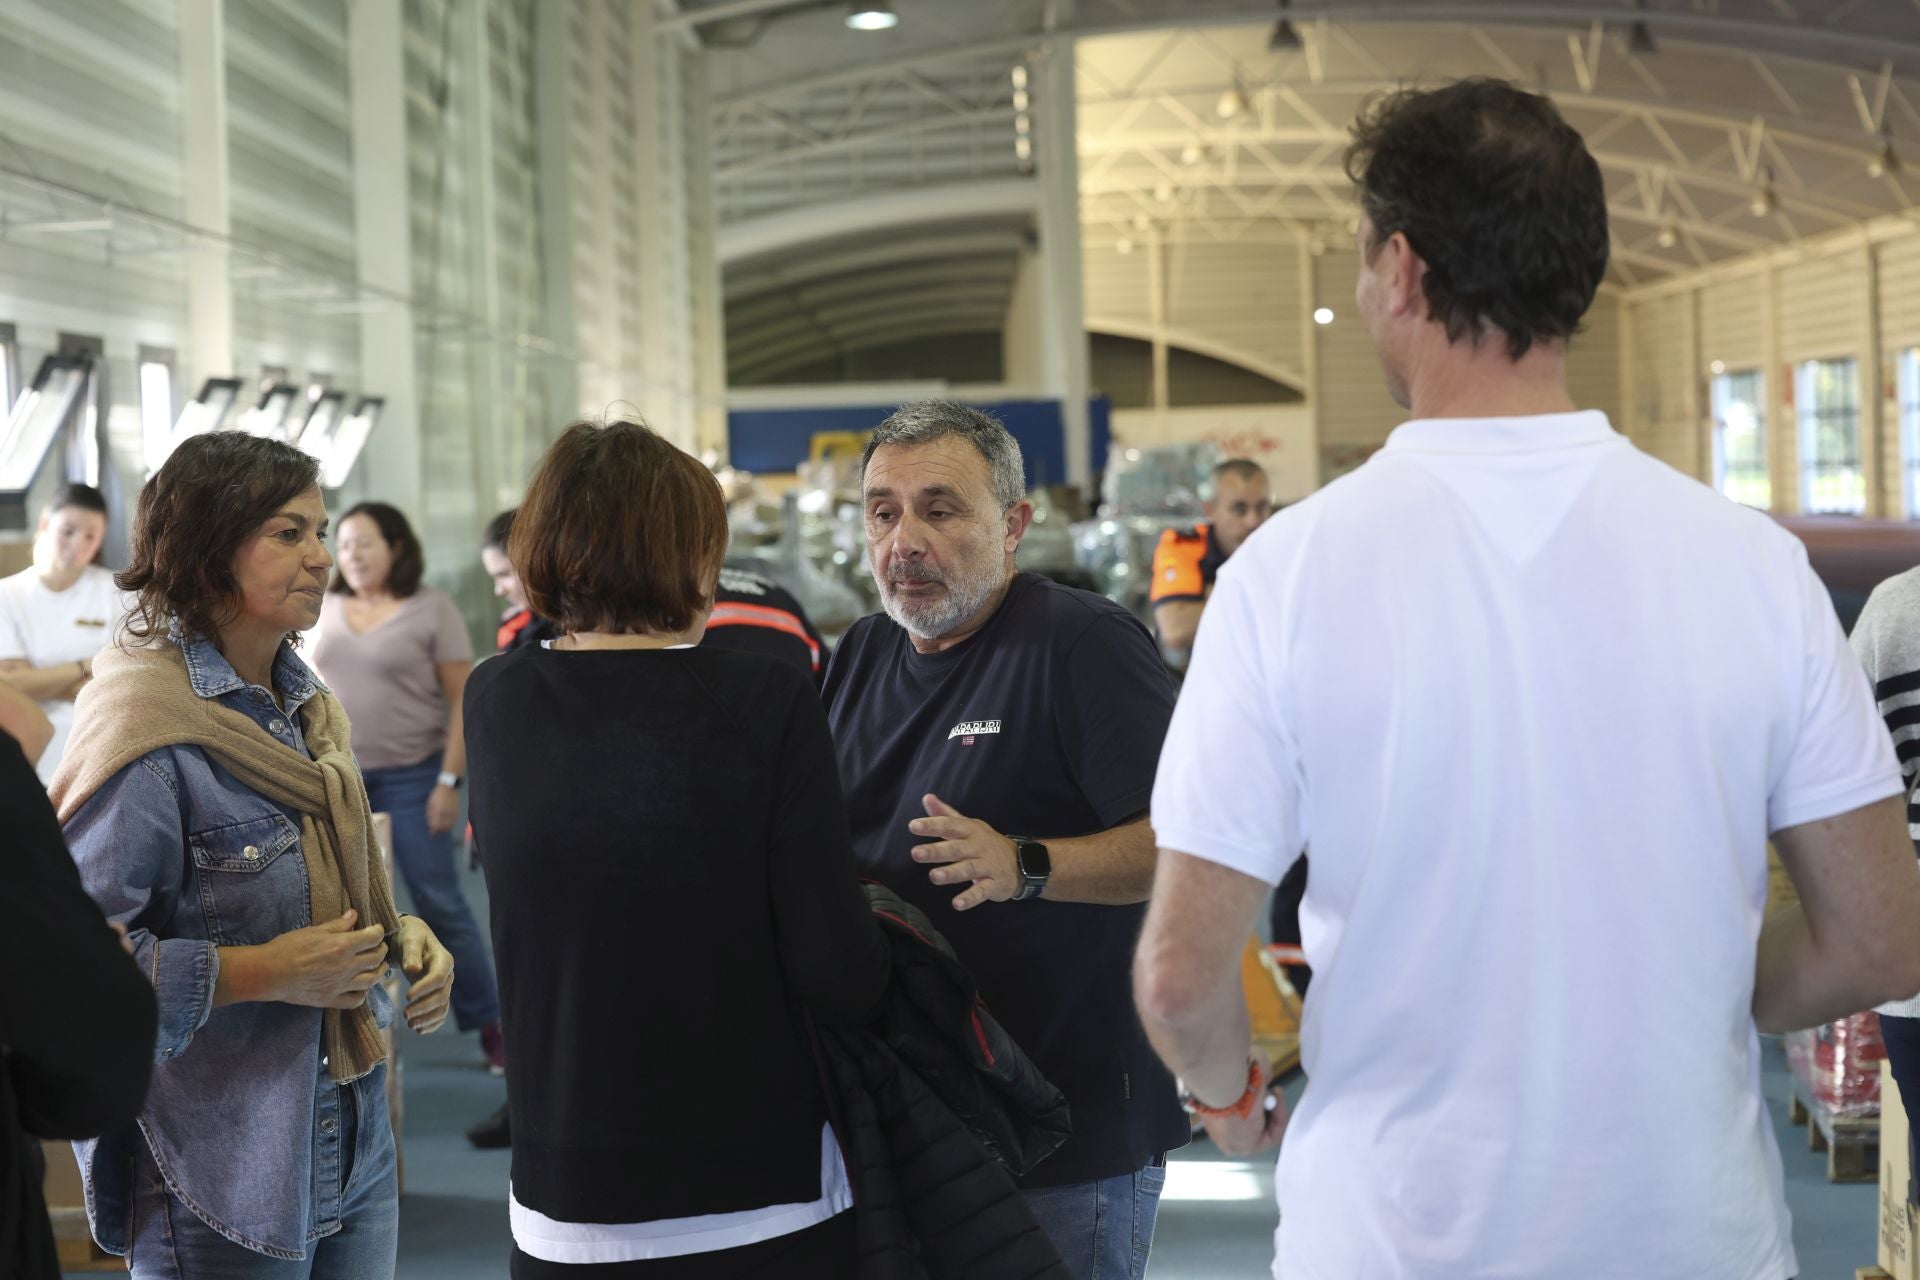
[1212,458,1267,486]
[120,432,321,645]
[513,418,726,636]
[330,502,425,597]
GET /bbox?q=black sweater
[466,645,891,1224]
[0,735,156,1280]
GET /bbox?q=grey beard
[880,564,1001,641]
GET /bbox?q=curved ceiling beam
[723,85,1907,180]
[726,232,1029,297]
[719,178,1039,263]
[1086,316,1308,393]
[1077,88,1900,167]
[730,263,1019,327]
[712,7,1920,113]
[728,285,1017,362]
[1077,150,1883,226]
[719,107,1017,178]
[737,322,1012,384]
[731,311,1012,382]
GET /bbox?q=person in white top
[1132,78,1920,1280]
[0,484,129,784]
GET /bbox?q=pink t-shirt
[312,587,473,772]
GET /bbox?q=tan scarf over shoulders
[49,637,402,1083]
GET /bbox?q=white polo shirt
[0,564,128,784]
[1152,411,1901,1280]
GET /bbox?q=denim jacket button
[321,1118,336,1134]
[269,721,287,735]
[243,845,260,860]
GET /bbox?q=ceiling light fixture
[845,2,898,32]
[1181,140,1205,166]
[1314,307,1335,325]
[1216,87,1250,120]
[1116,238,1135,256]
[1627,0,1656,54]
[1870,138,1902,179]
[1750,185,1776,218]
[1656,222,1678,249]
[1154,180,1176,204]
[1269,0,1302,52]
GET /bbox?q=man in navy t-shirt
[822,400,1188,1279]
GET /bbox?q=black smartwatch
[1009,837,1051,901]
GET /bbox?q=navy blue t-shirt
[822,573,1189,1187]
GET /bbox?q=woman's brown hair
[513,418,727,636]
[329,501,425,598]
[119,432,321,644]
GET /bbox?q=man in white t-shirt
[0,484,128,784]
[1132,78,1920,1280]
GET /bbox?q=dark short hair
[483,508,515,552]
[119,433,321,645]
[330,502,425,598]
[861,399,1026,511]
[514,418,726,636]
[47,483,108,518]
[1211,459,1267,486]
[1345,78,1609,360]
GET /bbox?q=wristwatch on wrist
[436,772,464,790]
[1009,837,1051,901]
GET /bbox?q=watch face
[1018,840,1052,878]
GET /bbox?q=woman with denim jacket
[49,432,456,1280]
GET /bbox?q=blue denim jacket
[61,628,393,1260]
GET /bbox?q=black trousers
[1884,1013,1920,1208]
[511,1210,856,1280]
[1269,854,1312,994]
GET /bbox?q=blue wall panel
[729,396,1112,486]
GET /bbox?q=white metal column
[459,0,506,510]
[348,0,422,512]
[684,50,729,458]
[1035,4,1091,487]
[177,0,233,389]
[532,0,580,424]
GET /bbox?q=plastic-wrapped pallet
[1787,1012,1886,1119]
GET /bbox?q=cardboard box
[1881,1060,1917,1280]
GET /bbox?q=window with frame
[1797,357,1864,515]
[1710,369,1769,509]
[0,322,16,418]
[138,346,177,476]
[1900,349,1920,517]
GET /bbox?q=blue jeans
[364,755,501,1030]
[1022,1163,1167,1280]
[127,1066,399,1278]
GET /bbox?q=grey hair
[861,399,1027,511]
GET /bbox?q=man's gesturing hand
[909,793,1022,911]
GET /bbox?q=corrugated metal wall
[1312,250,1401,478]
[1626,290,1699,479]
[1083,236,1307,391]
[1620,231,1920,518]
[227,0,358,387]
[0,0,718,633]
[1567,293,1623,429]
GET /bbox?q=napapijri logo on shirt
[948,719,1002,745]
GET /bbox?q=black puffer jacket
[814,884,1073,1280]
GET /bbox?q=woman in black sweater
[466,418,889,1279]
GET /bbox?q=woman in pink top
[311,502,502,1070]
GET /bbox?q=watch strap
[1010,836,1050,901]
